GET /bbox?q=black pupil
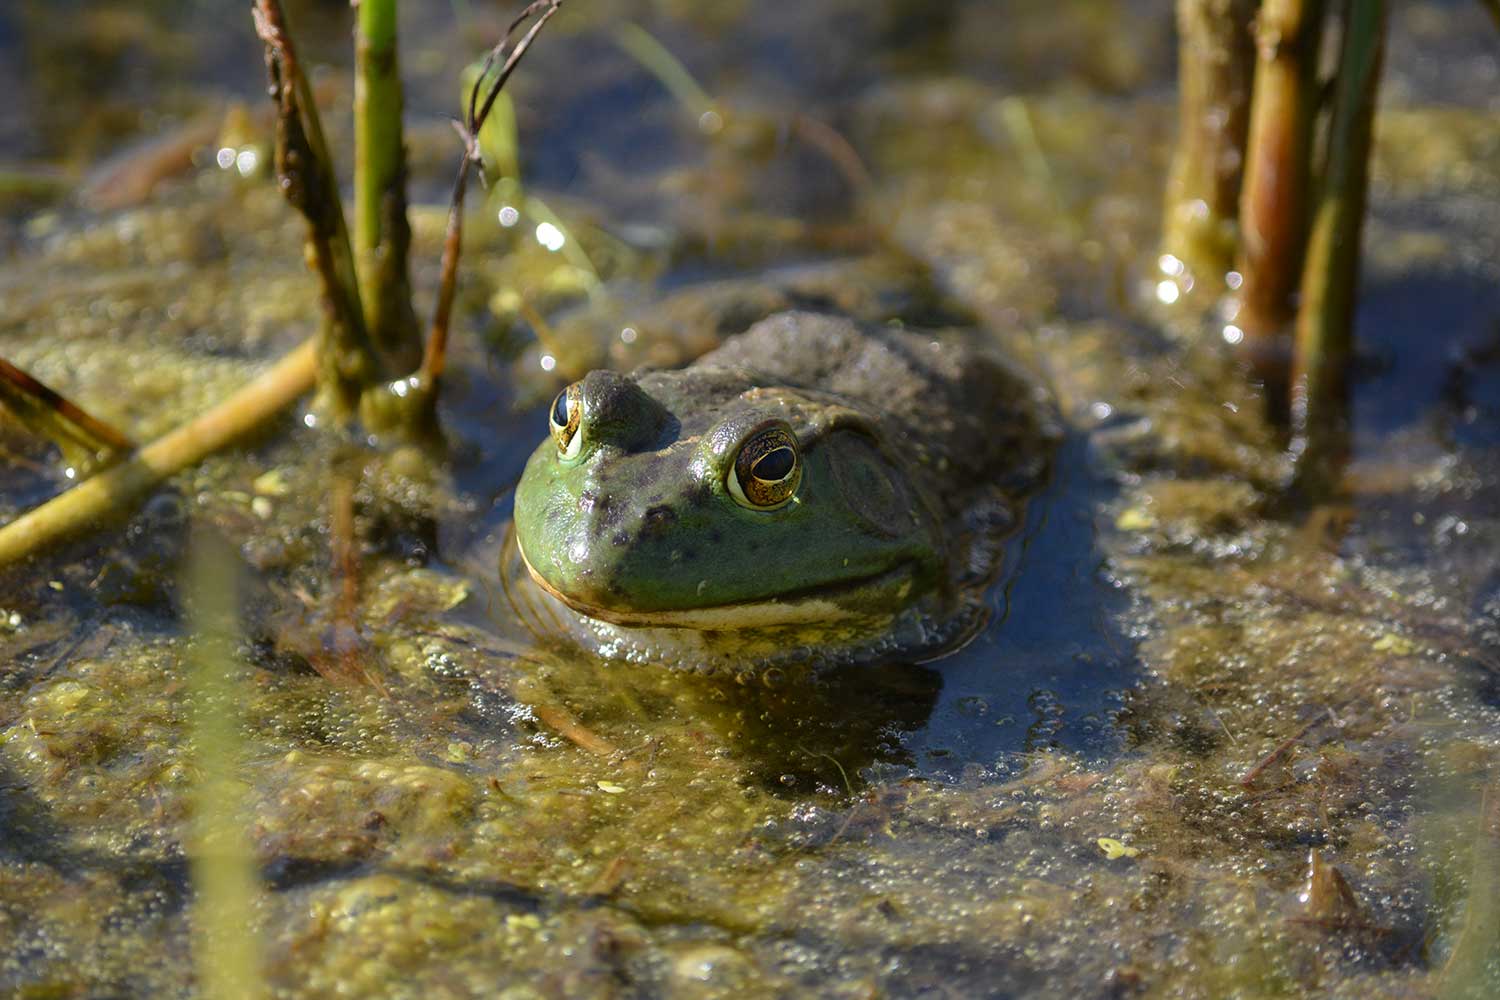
[551,391,569,428]
[753,446,794,481]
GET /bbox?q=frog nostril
[640,505,677,538]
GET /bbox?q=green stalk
[185,531,265,1000]
[1290,0,1386,493]
[1440,775,1500,999]
[354,0,422,375]
[1234,0,1327,410]
[1159,0,1257,303]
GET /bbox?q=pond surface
[3,1,1500,997]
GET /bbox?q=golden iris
[729,426,801,509]
[549,383,583,459]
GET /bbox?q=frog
[509,311,1058,671]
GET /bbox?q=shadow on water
[899,429,1135,778]
[1352,270,1500,442]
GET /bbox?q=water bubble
[535,222,565,252]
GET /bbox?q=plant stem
[0,339,317,567]
[420,0,565,390]
[0,355,134,467]
[420,157,470,385]
[185,530,265,1000]
[254,0,381,417]
[1290,0,1386,493]
[1160,0,1257,301]
[1439,775,1500,999]
[354,0,422,374]
[1234,0,1327,411]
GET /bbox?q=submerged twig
[0,339,317,567]
[421,0,564,387]
[312,471,389,693]
[0,355,135,464]
[1239,710,1330,788]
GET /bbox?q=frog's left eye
[549,383,583,460]
[728,425,801,510]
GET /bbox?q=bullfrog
[509,312,1057,670]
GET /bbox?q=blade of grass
[1439,774,1500,999]
[612,21,715,123]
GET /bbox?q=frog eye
[728,425,801,510]
[549,383,583,460]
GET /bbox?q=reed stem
[1159,0,1257,302]
[354,0,422,374]
[254,0,381,417]
[1234,0,1327,410]
[1290,0,1386,492]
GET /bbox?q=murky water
[2,1,1500,996]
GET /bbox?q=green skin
[512,312,1053,660]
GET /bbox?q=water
[2,1,1499,996]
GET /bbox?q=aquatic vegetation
[0,2,1497,997]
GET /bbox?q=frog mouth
[516,536,913,630]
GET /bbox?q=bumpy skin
[512,312,1055,658]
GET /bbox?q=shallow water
[2,1,1500,997]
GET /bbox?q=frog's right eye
[549,384,583,460]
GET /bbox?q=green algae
[2,2,1500,998]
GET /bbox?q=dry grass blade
[0,355,134,459]
[254,0,381,412]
